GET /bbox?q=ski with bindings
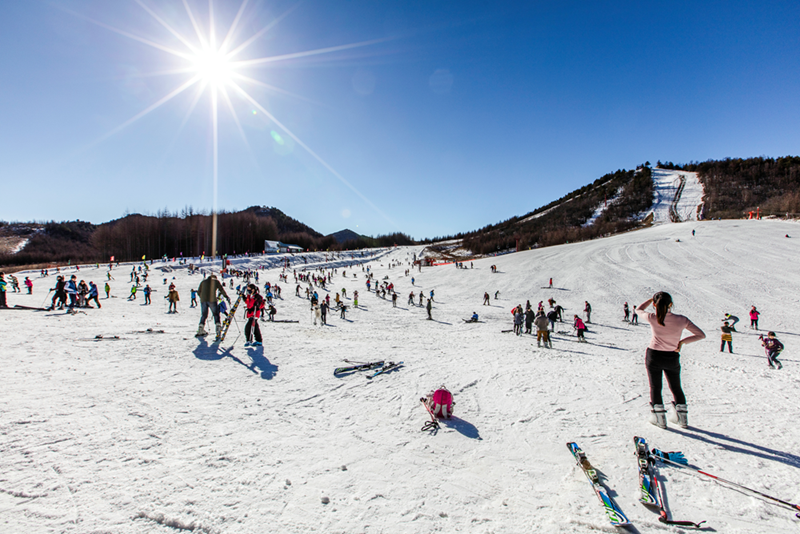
[334,361,385,376]
[366,361,403,379]
[215,291,244,343]
[566,442,630,527]
[637,438,706,527]
[634,436,660,507]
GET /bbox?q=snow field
[1,219,799,533]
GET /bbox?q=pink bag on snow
[430,388,454,419]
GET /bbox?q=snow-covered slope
[2,220,799,534]
[648,168,705,223]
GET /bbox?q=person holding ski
[637,292,705,429]
[244,284,264,346]
[749,306,760,330]
[761,332,784,369]
[196,274,230,338]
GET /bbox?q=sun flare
[191,48,233,87]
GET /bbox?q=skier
[244,285,264,346]
[168,286,179,313]
[483,292,490,305]
[429,289,435,302]
[637,292,705,429]
[143,284,152,305]
[573,315,587,342]
[196,274,230,338]
[128,285,137,301]
[631,307,638,325]
[419,291,424,306]
[513,306,524,336]
[547,308,558,331]
[584,301,592,323]
[495,290,499,300]
[392,292,397,307]
[354,290,359,308]
[24,277,32,294]
[722,313,738,331]
[320,301,328,325]
[623,302,630,322]
[84,282,100,308]
[426,298,432,320]
[524,307,535,335]
[720,321,734,353]
[549,277,553,288]
[749,306,760,330]
[190,288,198,308]
[408,291,415,306]
[340,304,347,319]
[104,282,110,299]
[313,303,321,325]
[761,332,784,369]
[268,304,277,322]
[535,311,552,348]
[554,304,564,322]
[466,312,479,323]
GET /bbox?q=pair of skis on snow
[567,438,705,528]
[333,360,403,379]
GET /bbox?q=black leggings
[646,348,686,405]
[245,317,262,343]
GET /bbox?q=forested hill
[423,165,655,255]
[659,156,800,219]
[423,155,800,256]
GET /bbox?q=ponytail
[653,291,672,326]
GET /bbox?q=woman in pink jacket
[637,292,705,429]
[749,306,760,330]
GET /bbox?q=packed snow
[648,168,705,223]
[2,219,799,534]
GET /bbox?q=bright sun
[191,48,233,87]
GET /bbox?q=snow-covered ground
[649,168,705,223]
[2,220,799,534]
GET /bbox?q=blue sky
[1,1,798,239]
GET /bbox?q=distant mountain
[328,229,363,244]
[247,206,322,237]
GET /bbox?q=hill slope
[1,219,799,533]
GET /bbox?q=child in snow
[637,292,705,429]
[720,322,734,353]
[761,332,784,369]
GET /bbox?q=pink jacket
[574,317,586,330]
[749,309,760,320]
[643,312,705,352]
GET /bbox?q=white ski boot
[649,404,667,429]
[670,403,688,429]
[215,323,222,339]
[196,325,207,337]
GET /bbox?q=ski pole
[41,288,54,308]
[649,462,706,528]
[653,451,800,516]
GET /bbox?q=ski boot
[649,404,667,429]
[196,325,207,337]
[670,403,688,429]
[215,323,222,339]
